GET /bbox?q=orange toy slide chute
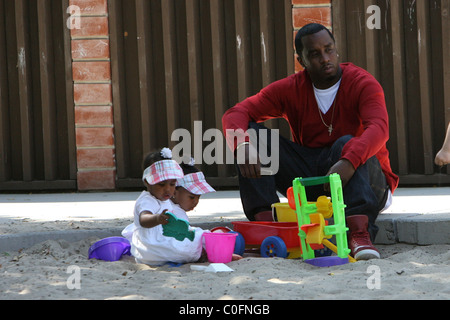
[287,187,299,210]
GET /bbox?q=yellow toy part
[322,239,357,263]
[315,196,333,219]
[271,203,297,222]
[301,213,333,244]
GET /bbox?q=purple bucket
[88,237,131,262]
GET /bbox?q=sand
[2,232,450,300]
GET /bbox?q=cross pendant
[328,125,333,136]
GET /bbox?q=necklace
[317,99,336,136]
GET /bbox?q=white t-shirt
[133,191,172,227]
[122,191,205,266]
[313,79,341,114]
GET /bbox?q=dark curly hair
[179,162,200,175]
[295,23,335,57]
[142,148,172,171]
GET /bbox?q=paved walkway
[0,187,449,252]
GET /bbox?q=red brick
[73,61,111,82]
[75,106,113,126]
[71,16,109,38]
[76,127,114,148]
[77,148,115,169]
[72,39,110,60]
[77,169,116,190]
[74,83,111,105]
[292,0,330,5]
[69,0,108,15]
[293,7,331,29]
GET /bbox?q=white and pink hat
[176,172,215,195]
[142,148,184,185]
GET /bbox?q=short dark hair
[142,149,171,170]
[179,162,200,175]
[295,23,335,57]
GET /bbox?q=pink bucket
[203,232,237,263]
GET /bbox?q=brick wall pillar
[292,0,332,72]
[70,0,116,190]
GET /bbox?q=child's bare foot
[435,149,450,166]
[232,254,243,261]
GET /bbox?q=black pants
[237,122,389,240]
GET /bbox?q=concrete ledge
[397,214,450,245]
[375,213,450,245]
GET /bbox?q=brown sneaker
[346,215,380,260]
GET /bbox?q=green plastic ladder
[292,174,351,261]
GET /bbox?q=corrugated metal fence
[1,0,449,191]
[109,0,294,188]
[0,0,76,191]
[332,0,450,185]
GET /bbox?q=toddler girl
[171,159,243,261]
[170,159,216,220]
[122,148,206,266]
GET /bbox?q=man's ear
[297,55,306,69]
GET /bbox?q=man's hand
[325,159,355,192]
[237,144,262,179]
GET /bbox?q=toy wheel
[260,236,288,258]
[230,231,245,256]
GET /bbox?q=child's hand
[157,210,170,225]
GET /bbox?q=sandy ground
[1,190,450,301]
[1,236,450,300]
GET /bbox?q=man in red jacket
[222,23,399,260]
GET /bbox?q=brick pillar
[70,0,116,190]
[292,0,332,72]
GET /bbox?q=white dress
[169,200,190,222]
[122,191,205,266]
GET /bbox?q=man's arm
[327,77,389,188]
[222,78,292,179]
[340,79,389,171]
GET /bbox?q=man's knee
[334,135,354,148]
[248,122,266,131]
[328,135,354,160]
